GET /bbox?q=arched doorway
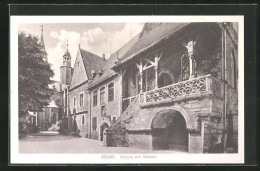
[100,122,109,141]
[158,71,174,88]
[151,109,188,151]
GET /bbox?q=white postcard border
[10,15,244,164]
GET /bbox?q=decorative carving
[145,76,208,103]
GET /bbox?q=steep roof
[80,49,106,80]
[115,23,189,66]
[88,33,140,88]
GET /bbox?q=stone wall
[90,76,121,140]
[69,83,89,135]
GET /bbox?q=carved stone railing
[140,74,223,103]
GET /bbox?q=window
[181,54,189,81]
[81,114,85,125]
[101,105,106,116]
[93,91,97,106]
[79,93,84,106]
[108,83,114,102]
[100,87,105,104]
[73,96,76,107]
[92,117,97,131]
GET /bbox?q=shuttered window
[108,83,114,102]
[100,87,105,104]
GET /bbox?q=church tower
[39,25,48,62]
[60,41,73,85]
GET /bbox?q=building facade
[68,47,106,137]
[39,22,238,153]
[106,22,238,153]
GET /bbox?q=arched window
[181,54,189,81]
[108,83,114,102]
[100,87,105,104]
[93,90,97,106]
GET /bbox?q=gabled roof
[88,33,140,88]
[80,49,106,80]
[115,23,190,67]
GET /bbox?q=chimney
[102,54,105,60]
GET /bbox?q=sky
[19,23,144,81]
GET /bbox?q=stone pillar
[155,56,159,89]
[184,40,196,79]
[119,69,124,115]
[140,71,143,92]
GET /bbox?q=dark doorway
[151,109,188,151]
[100,122,109,141]
[52,113,57,124]
[158,73,173,88]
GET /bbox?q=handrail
[109,94,139,128]
[122,95,137,102]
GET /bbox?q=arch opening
[151,109,188,152]
[100,122,109,141]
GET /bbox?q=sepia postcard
[10,15,244,164]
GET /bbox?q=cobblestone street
[19,134,186,154]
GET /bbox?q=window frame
[73,96,76,107]
[100,87,105,105]
[93,90,98,107]
[79,92,84,107]
[108,82,114,102]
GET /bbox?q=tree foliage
[18,32,54,116]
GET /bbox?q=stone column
[154,56,159,89]
[119,69,124,115]
[140,60,144,92]
[184,40,196,79]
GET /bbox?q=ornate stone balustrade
[140,75,223,103]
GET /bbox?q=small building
[37,100,59,131]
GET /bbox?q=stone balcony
[123,74,223,110]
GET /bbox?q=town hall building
[40,22,238,153]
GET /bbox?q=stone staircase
[106,94,141,147]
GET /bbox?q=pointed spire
[40,25,48,62]
[66,40,69,52]
[40,25,45,46]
